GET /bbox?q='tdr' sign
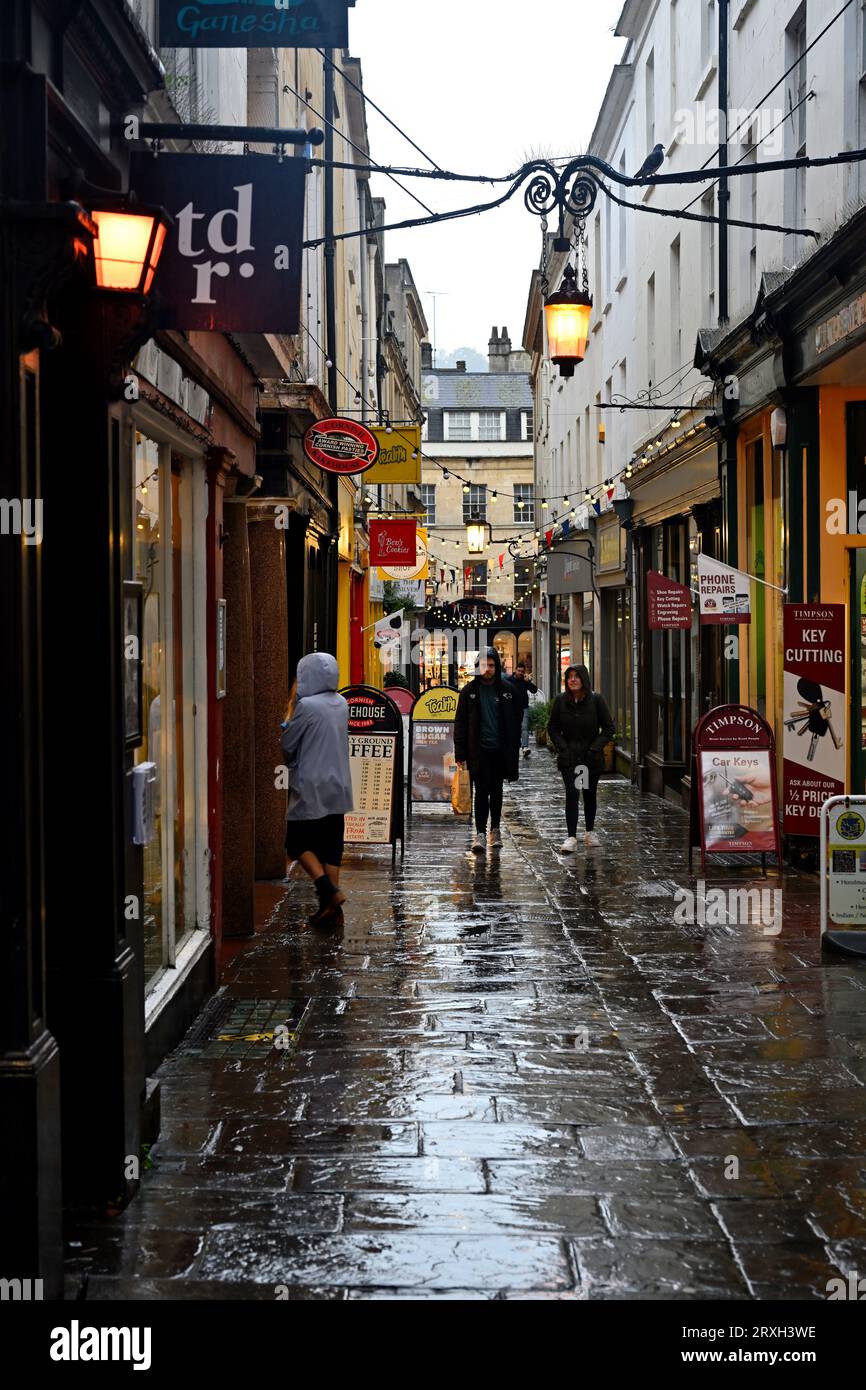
[129,153,305,333]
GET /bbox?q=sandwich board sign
[340,686,404,861]
[689,705,782,872]
[820,795,866,956]
[407,686,459,814]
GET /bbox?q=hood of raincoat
[296,652,340,700]
[478,645,503,682]
[563,663,593,699]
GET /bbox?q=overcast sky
[349,0,627,362]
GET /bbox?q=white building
[525,0,866,799]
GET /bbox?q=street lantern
[89,204,171,294]
[466,517,488,553]
[545,264,592,377]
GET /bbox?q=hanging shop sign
[378,527,429,581]
[303,418,380,475]
[408,686,459,812]
[697,553,751,624]
[158,0,351,48]
[369,520,417,568]
[341,686,404,859]
[689,705,782,872]
[368,572,425,606]
[544,549,593,595]
[647,570,692,629]
[128,153,305,332]
[363,426,422,485]
[373,609,404,649]
[782,604,846,837]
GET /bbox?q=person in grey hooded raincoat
[280,652,354,926]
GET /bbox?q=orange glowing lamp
[544,264,593,377]
[90,204,170,294]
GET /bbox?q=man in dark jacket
[454,646,521,853]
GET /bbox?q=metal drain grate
[180,993,309,1059]
[182,989,236,1048]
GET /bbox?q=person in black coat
[454,646,522,853]
[507,661,538,758]
[546,664,615,852]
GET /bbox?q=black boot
[308,874,345,928]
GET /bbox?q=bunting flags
[545,529,554,546]
[592,500,602,517]
[561,520,571,538]
[498,553,504,568]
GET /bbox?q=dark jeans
[561,768,600,836]
[473,747,505,832]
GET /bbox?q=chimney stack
[421,341,433,369]
[489,324,512,373]
[455,360,467,372]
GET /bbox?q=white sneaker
[522,747,531,758]
[584,831,600,847]
[471,833,486,854]
[488,827,503,849]
[560,836,578,853]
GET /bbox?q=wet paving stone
[341,1192,606,1237]
[199,1229,574,1290]
[292,1157,487,1194]
[573,1239,750,1296]
[66,756,866,1299]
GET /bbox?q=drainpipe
[359,186,369,422]
[323,50,338,651]
[718,0,730,325]
[630,529,640,785]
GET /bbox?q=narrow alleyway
[68,754,866,1300]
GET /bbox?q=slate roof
[423,371,532,410]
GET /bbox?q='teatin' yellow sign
[364,425,422,484]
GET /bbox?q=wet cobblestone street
[69,754,866,1300]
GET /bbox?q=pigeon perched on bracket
[634,143,665,180]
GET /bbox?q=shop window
[492,631,516,675]
[422,632,450,690]
[647,522,689,763]
[517,632,534,676]
[555,630,572,691]
[581,590,595,680]
[602,588,632,749]
[132,430,203,994]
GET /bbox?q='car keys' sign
[782,605,846,837]
[128,153,305,332]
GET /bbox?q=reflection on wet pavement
[66,755,866,1300]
